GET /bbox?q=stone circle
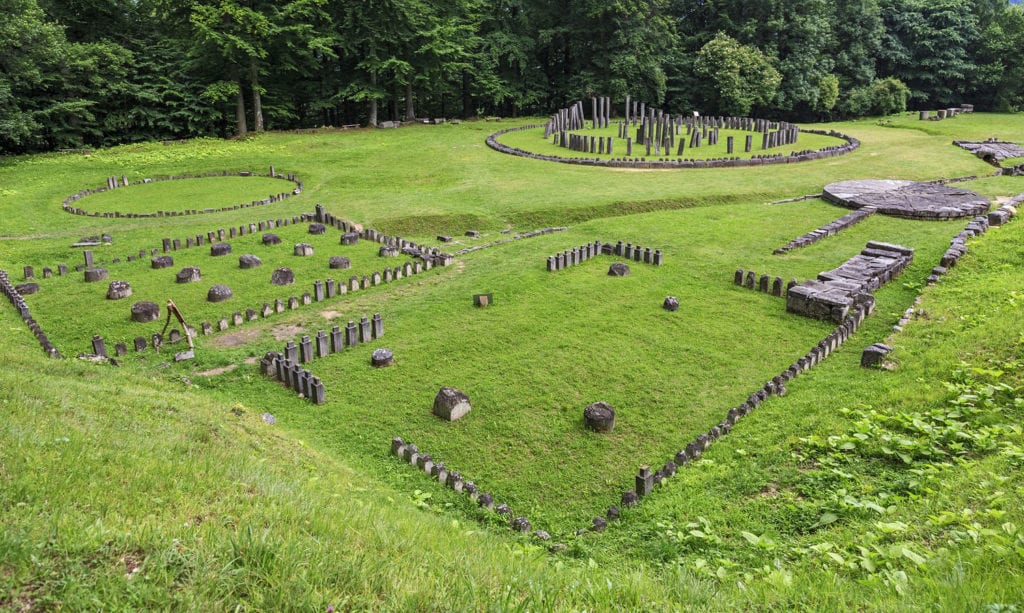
[270,267,294,285]
[608,262,630,277]
[130,301,160,323]
[262,233,282,245]
[329,256,351,269]
[584,401,616,432]
[176,266,201,283]
[822,179,990,219]
[239,254,262,269]
[433,387,471,421]
[207,284,233,303]
[106,280,132,300]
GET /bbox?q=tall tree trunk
[250,58,264,132]
[235,67,248,137]
[368,71,378,126]
[405,81,415,120]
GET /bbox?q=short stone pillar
[271,268,294,285]
[663,296,679,312]
[584,401,615,432]
[608,262,630,277]
[433,387,471,421]
[329,256,351,269]
[210,242,232,256]
[371,348,394,368]
[106,280,132,300]
[262,233,281,245]
[176,266,201,283]
[84,268,109,283]
[861,343,892,368]
[340,232,359,245]
[294,243,314,256]
[152,256,173,269]
[207,284,233,303]
[131,301,160,323]
[239,254,262,269]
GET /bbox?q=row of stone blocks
[610,303,871,525]
[261,353,326,404]
[546,240,664,272]
[62,168,302,218]
[0,270,62,358]
[390,437,545,539]
[454,227,567,257]
[487,125,860,169]
[91,331,184,359]
[936,215,994,282]
[357,228,455,268]
[160,215,316,254]
[919,105,972,121]
[733,269,796,297]
[278,314,384,366]
[773,206,878,254]
[786,241,914,323]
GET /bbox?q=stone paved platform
[822,179,989,220]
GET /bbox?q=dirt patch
[759,483,779,498]
[271,323,304,340]
[198,364,237,377]
[244,356,259,365]
[321,310,343,320]
[207,328,260,348]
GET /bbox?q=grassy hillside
[2,112,1024,610]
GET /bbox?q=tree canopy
[2,0,1023,153]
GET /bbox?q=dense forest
[2,0,1023,153]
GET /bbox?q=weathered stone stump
[329,256,351,269]
[663,296,679,311]
[378,245,399,258]
[608,262,630,277]
[861,343,892,368]
[131,301,160,323]
[239,254,262,269]
[340,232,359,245]
[176,267,201,283]
[271,268,294,286]
[371,348,394,368]
[433,387,471,421]
[207,284,233,303]
[106,280,132,300]
[15,282,39,295]
[308,223,326,235]
[210,243,232,256]
[151,256,173,269]
[84,268,109,282]
[262,233,281,245]
[294,243,314,256]
[584,401,616,432]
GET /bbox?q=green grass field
[2,112,1024,610]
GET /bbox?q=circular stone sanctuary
[822,180,990,219]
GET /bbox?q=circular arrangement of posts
[486,97,859,169]
[60,168,303,218]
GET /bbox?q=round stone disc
[822,179,989,220]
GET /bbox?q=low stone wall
[773,207,877,254]
[259,351,326,404]
[786,241,914,323]
[0,270,62,358]
[603,303,872,530]
[546,240,664,271]
[390,437,543,538]
[61,168,303,218]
